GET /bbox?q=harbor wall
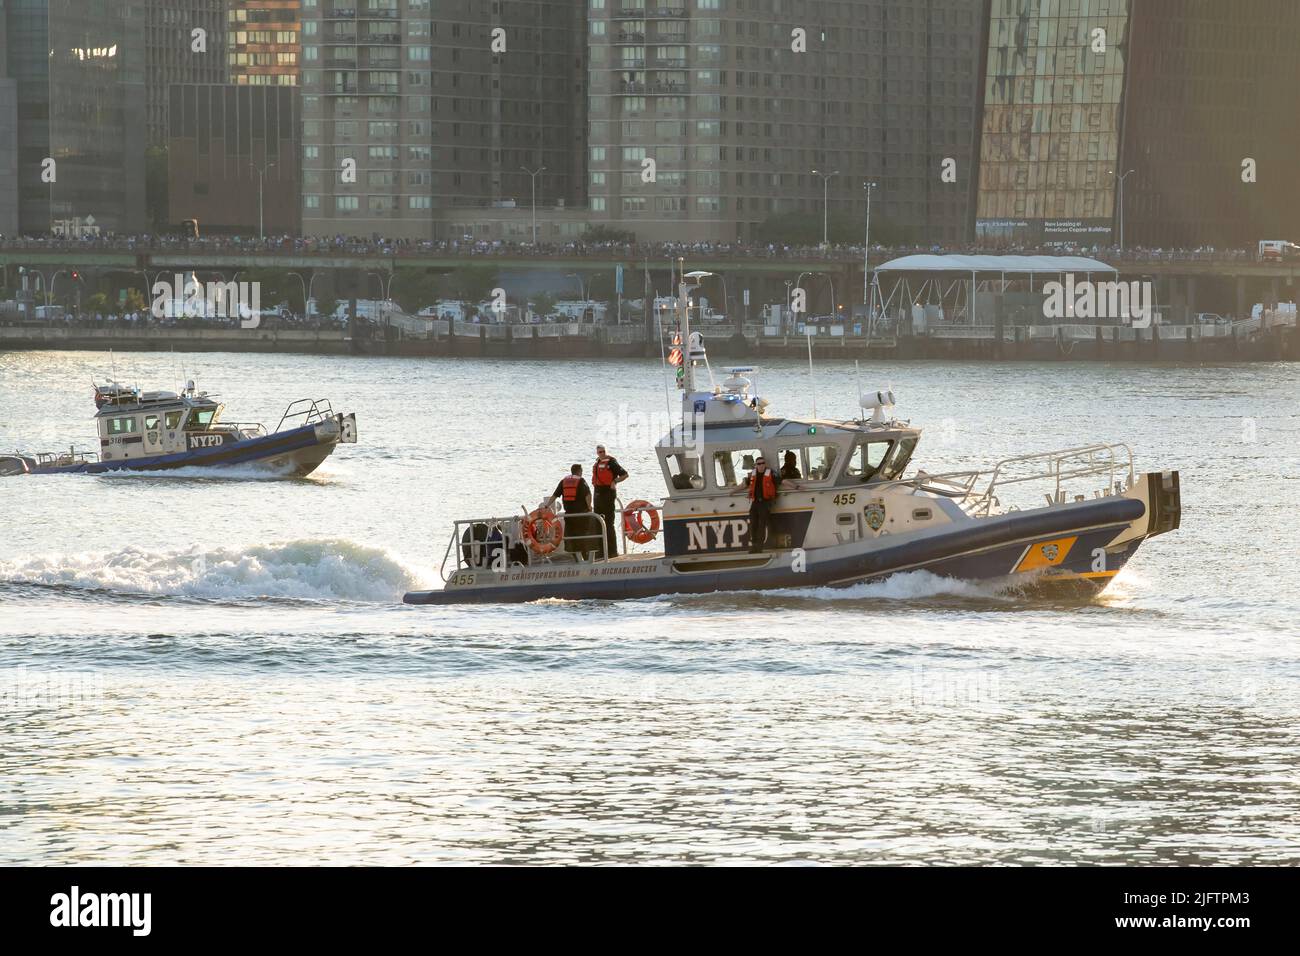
[0,322,1295,362]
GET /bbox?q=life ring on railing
[622,500,661,544]
[522,508,564,555]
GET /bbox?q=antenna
[807,331,817,419]
[855,360,864,421]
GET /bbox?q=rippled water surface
[0,350,1297,864]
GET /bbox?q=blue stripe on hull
[32,425,324,475]
[405,497,1147,605]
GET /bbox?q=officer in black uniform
[545,464,595,558]
[591,444,629,557]
[747,455,782,552]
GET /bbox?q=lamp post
[250,161,276,240]
[288,271,317,319]
[566,272,586,303]
[520,165,546,245]
[811,168,839,248]
[1109,168,1135,252]
[862,181,877,305]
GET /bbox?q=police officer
[591,444,629,557]
[747,455,781,552]
[545,464,595,558]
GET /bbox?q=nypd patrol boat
[403,279,1180,606]
[0,380,356,477]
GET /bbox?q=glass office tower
[1,0,147,234]
[975,0,1129,245]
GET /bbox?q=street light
[566,272,586,302]
[811,168,839,248]
[520,165,546,245]
[862,181,878,305]
[250,160,276,240]
[1109,168,1135,252]
[287,271,317,319]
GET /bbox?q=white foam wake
[762,570,1012,602]
[0,539,424,603]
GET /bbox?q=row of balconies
[614,31,686,44]
[617,80,688,94]
[325,7,399,19]
[322,33,401,44]
[612,7,687,18]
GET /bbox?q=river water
[0,349,1296,865]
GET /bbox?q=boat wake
[0,539,424,604]
[94,463,311,482]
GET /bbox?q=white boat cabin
[93,383,253,461]
[652,373,946,557]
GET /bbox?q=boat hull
[26,419,346,478]
[405,487,1175,605]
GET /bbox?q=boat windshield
[846,440,892,482]
[846,437,918,482]
[879,436,918,480]
[185,408,218,430]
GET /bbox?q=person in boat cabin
[544,464,597,558]
[779,451,802,480]
[592,444,629,557]
[745,456,782,553]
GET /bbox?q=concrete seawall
[2,322,1295,362]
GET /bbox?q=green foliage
[85,292,111,314]
[530,291,557,318]
[316,297,339,320]
[440,265,498,303]
[390,267,441,313]
[123,288,147,313]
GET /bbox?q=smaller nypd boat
[0,380,356,477]
[404,274,1180,606]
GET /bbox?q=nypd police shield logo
[864,502,886,531]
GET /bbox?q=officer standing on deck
[544,464,595,558]
[746,455,782,552]
[592,444,629,557]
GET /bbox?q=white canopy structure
[875,254,1117,274]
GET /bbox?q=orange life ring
[522,508,564,555]
[622,500,660,544]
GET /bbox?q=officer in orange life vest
[544,464,595,557]
[592,444,629,557]
[746,455,782,553]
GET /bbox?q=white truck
[1257,240,1300,261]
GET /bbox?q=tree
[530,291,557,319]
[123,288,146,313]
[86,292,111,314]
[391,267,441,313]
[440,265,498,303]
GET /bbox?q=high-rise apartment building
[585,0,985,244]
[300,0,585,239]
[228,0,301,86]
